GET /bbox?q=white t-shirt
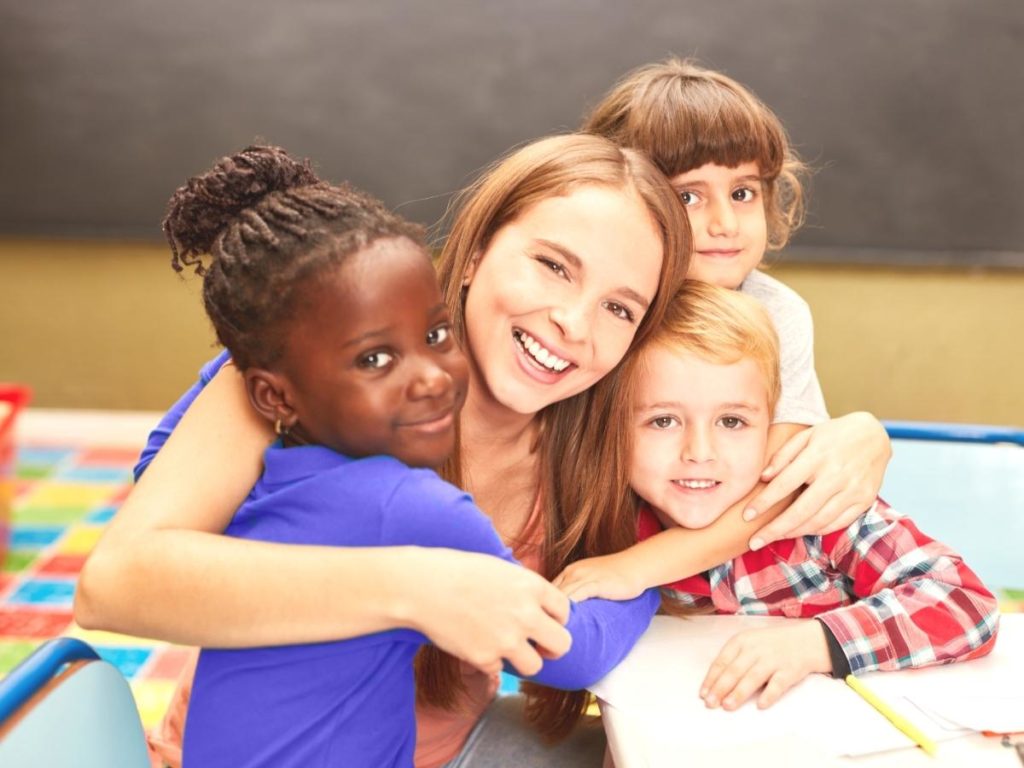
[739,269,829,425]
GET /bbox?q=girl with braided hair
[78,134,890,767]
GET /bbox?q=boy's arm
[816,501,1000,674]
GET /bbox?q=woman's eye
[732,187,757,203]
[603,301,636,323]
[537,257,568,279]
[678,190,700,206]
[719,416,745,429]
[426,324,451,346]
[651,416,678,430]
[359,351,394,370]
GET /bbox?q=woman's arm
[74,366,571,676]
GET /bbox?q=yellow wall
[2,239,1022,425]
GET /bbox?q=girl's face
[670,161,768,289]
[630,345,770,530]
[463,184,663,416]
[276,237,468,468]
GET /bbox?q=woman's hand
[743,413,891,549]
[405,549,572,676]
[700,620,832,710]
[552,553,646,602]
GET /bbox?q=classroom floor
[0,409,1021,732]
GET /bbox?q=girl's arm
[744,411,892,545]
[74,365,571,676]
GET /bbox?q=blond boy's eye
[651,416,679,430]
[719,416,745,429]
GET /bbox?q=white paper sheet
[590,614,1021,758]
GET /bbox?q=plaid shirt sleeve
[816,500,1000,674]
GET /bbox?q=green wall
[2,239,1021,426]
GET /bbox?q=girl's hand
[700,621,832,710]
[744,412,891,548]
[552,553,646,602]
[407,550,572,676]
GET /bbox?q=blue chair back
[0,637,150,767]
[880,420,1024,590]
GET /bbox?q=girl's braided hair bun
[163,145,321,275]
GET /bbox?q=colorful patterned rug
[0,438,188,728]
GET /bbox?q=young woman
[76,134,891,767]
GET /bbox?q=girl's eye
[732,187,757,203]
[359,351,394,370]
[426,324,451,346]
[718,416,746,429]
[650,416,679,430]
[678,190,700,207]
[603,300,636,324]
[537,257,568,279]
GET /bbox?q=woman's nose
[548,300,591,343]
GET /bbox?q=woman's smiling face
[462,183,663,416]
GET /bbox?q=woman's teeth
[515,330,570,372]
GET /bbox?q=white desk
[593,615,1023,768]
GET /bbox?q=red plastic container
[0,384,32,567]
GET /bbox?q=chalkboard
[1,0,1022,267]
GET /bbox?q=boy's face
[276,237,469,468]
[670,161,768,290]
[630,345,770,529]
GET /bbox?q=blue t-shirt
[142,354,660,768]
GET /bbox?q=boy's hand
[552,554,645,602]
[700,620,832,710]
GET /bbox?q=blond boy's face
[670,161,767,289]
[630,345,771,530]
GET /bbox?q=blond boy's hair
[583,57,808,252]
[645,281,781,414]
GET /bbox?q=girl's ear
[244,368,298,431]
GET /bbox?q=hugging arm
[74,363,571,674]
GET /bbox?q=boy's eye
[650,416,679,430]
[359,351,394,370]
[732,187,757,203]
[426,324,451,346]
[678,190,700,207]
[603,300,636,324]
[718,416,746,429]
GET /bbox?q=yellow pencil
[845,674,938,757]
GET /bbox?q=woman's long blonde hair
[418,133,690,741]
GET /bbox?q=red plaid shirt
[637,499,999,674]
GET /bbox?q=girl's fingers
[540,582,572,622]
[761,428,812,481]
[502,645,544,678]
[744,449,816,523]
[752,474,843,547]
